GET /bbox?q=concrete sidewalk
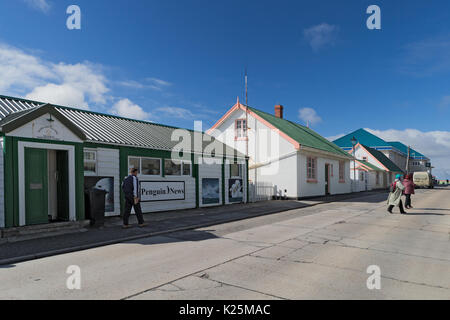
[0,190,387,265]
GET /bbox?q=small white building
[208,100,353,200]
[334,129,431,175]
[349,143,404,192]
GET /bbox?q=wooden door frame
[18,141,76,226]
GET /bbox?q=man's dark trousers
[123,194,145,225]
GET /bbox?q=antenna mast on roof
[245,67,249,158]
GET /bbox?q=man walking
[122,168,146,228]
[387,174,407,214]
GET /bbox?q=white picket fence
[249,182,277,202]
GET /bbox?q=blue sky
[1,0,450,177]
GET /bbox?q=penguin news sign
[140,181,186,202]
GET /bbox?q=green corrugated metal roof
[0,96,244,158]
[247,106,351,158]
[363,145,404,173]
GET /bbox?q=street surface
[1,187,449,299]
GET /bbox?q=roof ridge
[0,95,203,134]
[247,105,351,158]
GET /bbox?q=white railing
[249,182,276,202]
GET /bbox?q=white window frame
[128,156,162,177]
[84,149,97,176]
[235,119,247,139]
[230,163,242,178]
[307,156,317,180]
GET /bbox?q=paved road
[1,187,449,299]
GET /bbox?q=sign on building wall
[228,178,243,203]
[84,177,115,212]
[202,178,220,204]
[140,181,185,202]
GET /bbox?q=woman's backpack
[389,182,397,193]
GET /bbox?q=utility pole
[406,145,410,174]
[245,68,248,159]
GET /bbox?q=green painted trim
[3,136,85,226]
[192,153,199,208]
[4,136,17,227]
[1,105,86,140]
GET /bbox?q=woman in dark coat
[403,174,415,209]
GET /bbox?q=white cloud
[110,99,151,121]
[327,133,344,142]
[26,84,89,109]
[23,0,51,13]
[155,106,194,119]
[303,23,339,52]
[0,43,109,109]
[298,107,322,126]
[365,128,450,179]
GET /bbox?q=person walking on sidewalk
[403,173,415,209]
[122,168,146,228]
[387,174,407,214]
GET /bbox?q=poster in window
[228,178,243,203]
[84,177,114,212]
[202,178,220,204]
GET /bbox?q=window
[128,157,161,176]
[84,150,97,175]
[142,158,161,175]
[307,156,317,180]
[230,163,241,177]
[339,161,345,181]
[165,159,181,175]
[359,171,364,181]
[164,159,191,176]
[235,119,247,139]
[182,161,191,176]
[362,157,367,161]
[376,172,380,185]
[128,157,140,174]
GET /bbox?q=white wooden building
[208,100,353,200]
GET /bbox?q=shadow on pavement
[404,212,446,216]
[336,193,388,203]
[123,229,220,246]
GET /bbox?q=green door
[25,148,48,225]
[57,150,70,221]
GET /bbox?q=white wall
[0,137,4,228]
[253,152,298,198]
[211,108,296,176]
[7,113,83,143]
[138,174,197,213]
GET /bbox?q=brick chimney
[275,105,284,118]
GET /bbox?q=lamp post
[351,137,357,192]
